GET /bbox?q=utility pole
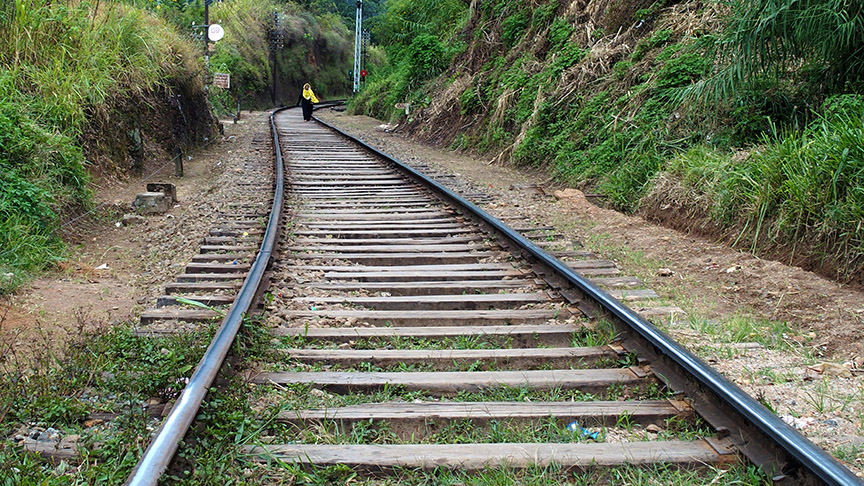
[362,29,370,87]
[269,11,284,106]
[204,0,210,86]
[353,0,363,93]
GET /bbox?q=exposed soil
[316,109,864,475]
[0,112,271,362]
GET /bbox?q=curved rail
[125,107,289,486]
[313,113,862,486]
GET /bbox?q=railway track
[126,106,862,485]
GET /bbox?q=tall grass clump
[0,0,201,293]
[665,94,864,280]
[684,0,864,104]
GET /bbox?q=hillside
[206,0,355,114]
[0,1,216,293]
[0,0,353,293]
[352,0,864,285]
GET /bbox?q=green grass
[349,0,864,285]
[0,0,201,293]
[665,95,864,280]
[0,318,217,483]
[237,460,769,485]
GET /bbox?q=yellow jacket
[302,87,319,103]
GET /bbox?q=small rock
[337,342,352,349]
[781,415,817,430]
[823,419,839,427]
[122,214,146,226]
[657,268,674,277]
[41,427,62,442]
[308,389,332,399]
[645,424,662,434]
[553,188,586,202]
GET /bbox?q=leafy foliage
[349,0,467,120]
[667,94,864,278]
[501,11,530,48]
[406,34,447,82]
[0,0,201,292]
[685,0,864,103]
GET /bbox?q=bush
[686,0,864,103]
[547,17,575,52]
[406,34,447,83]
[501,11,529,48]
[667,97,864,279]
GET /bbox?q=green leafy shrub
[460,86,482,115]
[531,3,557,30]
[407,34,447,83]
[0,1,201,291]
[685,0,864,103]
[656,52,710,89]
[548,17,575,52]
[666,96,864,279]
[501,11,529,47]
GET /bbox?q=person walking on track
[298,83,319,121]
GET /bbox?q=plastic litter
[566,421,599,440]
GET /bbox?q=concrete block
[134,192,169,215]
[146,182,177,202]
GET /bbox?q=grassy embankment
[351,0,864,284]
[0,0,354,294]
[0,0,204,293]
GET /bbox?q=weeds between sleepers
[234,458,770,485]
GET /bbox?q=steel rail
[125,107,289,486]
[313,113,863,486]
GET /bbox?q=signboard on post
[208,23,224,42]
[213,73,230,89]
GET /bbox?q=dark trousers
[301,98,313,121]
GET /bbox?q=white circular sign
[208,24,224,42]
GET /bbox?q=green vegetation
[351,0,864,283]
[666,95,864,279]
[0,320,216,483]
[684,0,864,103]
[241,462,769,486]
[0,0,203,292]
[0,0,353,293]
[349,0,467,120]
